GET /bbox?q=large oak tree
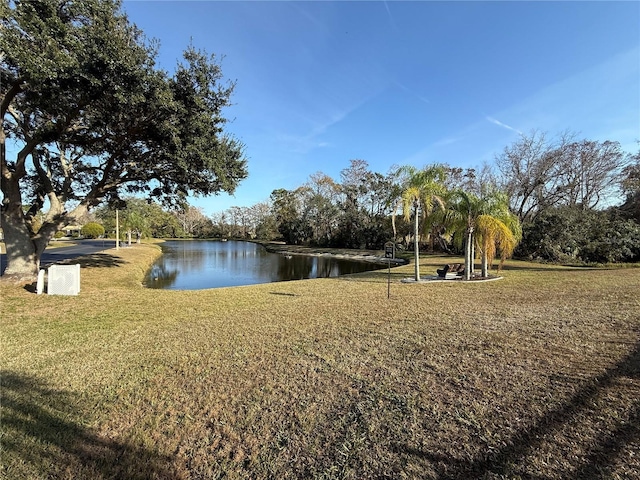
[1,0,247,282]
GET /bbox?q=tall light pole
[115,209,120,250]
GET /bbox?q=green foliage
[621,148,640,198]
[517,207,640,263]
[1,0,247,277]
[392,164,448,280]
[620,148,640,222]
[262,162,398,247]
[335,160,395,249]
[270,188,311,245]
[254,214,278,241]
[94,198,184,238]
[81,222,105,239]
[443,188,521,277]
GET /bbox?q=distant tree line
[497,131,640,263]
[2,0,636,284]
[90,131,640,265]
[208,131,639,264]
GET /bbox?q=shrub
[81,222,105,239]
[517,207,640,263]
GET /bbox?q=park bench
[436,263,465,279]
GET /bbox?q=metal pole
[115,209,119,250]
[387,259,391,299]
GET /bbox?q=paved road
[1,239,117,275]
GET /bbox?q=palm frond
[476,214,518,270]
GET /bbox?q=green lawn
[1,243,639,479]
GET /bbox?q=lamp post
[115,209,120,250]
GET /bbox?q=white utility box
[36,269,45,295]
[48,264,81,295]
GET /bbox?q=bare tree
[555,140,627,209]
[227,206,250,238]
[247,201,274,239]
[497,131,628,221]
[495,130,572,222]
[173,206,207,237]
[301,172,340,245]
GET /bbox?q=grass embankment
[1,243,639,479]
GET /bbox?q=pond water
[144,240,387,290]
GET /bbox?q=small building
[62,225,83,237]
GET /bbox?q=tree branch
[0,77,24,119]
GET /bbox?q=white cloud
[395,82,430,106]
[383,1,399,32]
[486,116,523,135]
[488,46,640,146]
[275,108,350,154]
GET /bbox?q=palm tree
[392,165,447,281]
[475,192,521,277]
[444,190,478,280]
[445,189,521,279]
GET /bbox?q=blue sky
[122,0,640,215]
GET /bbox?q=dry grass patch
[1,244,639,479]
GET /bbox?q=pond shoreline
[145,240,402,290]
[254,241,409,265]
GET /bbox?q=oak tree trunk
[1,175,85,284]
[1,205,41,282]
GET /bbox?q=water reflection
[144,240,386,290]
